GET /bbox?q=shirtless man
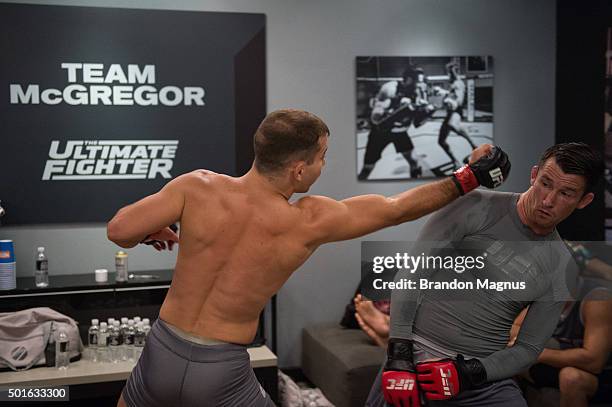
[358,67,423,180]
[107,109,509,407]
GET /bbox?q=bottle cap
[136,322,143,328]
[121,317,128,323]
[143,318,150,325]
[133,316,141,323]
[37,247,45,252]
[91,319,99,326]
[100,322,107,328]
[128,320,134,326]
[114,321,120,327]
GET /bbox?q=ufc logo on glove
[489,167,504,187]
[385,378,416,391]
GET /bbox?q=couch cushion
[302,323,385,407]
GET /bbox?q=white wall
[2,0,556,367]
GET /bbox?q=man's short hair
[254,109,329,174]
[538,142,603,194]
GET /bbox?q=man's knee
[558,366,598,394]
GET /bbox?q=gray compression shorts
[122,319,274,407]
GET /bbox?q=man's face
[525,158,594,229]
[294,135,328,193]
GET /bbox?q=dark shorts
[363,128,414,166]
[122,319,274,407]
[366,367,527,407]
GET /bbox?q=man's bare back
[160,170,319,344]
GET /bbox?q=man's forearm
[107,205,149,248]
[392,177,460,224]
[538,348,603,374]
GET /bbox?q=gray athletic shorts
[122,319,275,407]
[365,367,527,407]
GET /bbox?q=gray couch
[302,323,385,407]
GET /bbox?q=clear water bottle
[109,321,122,363]
[142,318,151,337]
[124,320,136,361]
[97,322,109,362]
[134,322,146,359]
[119,317,129,361]
[55,328,69,369]
[35,247,49,288]
[88,319,99,362]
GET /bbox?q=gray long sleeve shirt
[390,190,576,381]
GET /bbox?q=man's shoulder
[450,189,515,211]
[170,170,233,194]
[177,169,226,184]
[293,195,337,213]
[379,81,399,98]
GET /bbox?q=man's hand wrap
[416,354,487,400]
[452,146,511,195]
[382,339,420,407]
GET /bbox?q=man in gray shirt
[367,143,603,407]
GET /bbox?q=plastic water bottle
[109,321,122,363]
[88,319,99,362]
[55,328,69,369]
[134,322,146,359]
[142,318,151,337]
[119,317,129,361]
[35,247,49,287]
[98,322,109,362]
[133,316,141,324]
[124,320,136,361]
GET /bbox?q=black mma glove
[452,146,511,195]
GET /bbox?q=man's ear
[577,192,594,210]
[530,166,539,186]
[293,162,305,182]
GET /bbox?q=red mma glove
[382,339,421,407]
[416,354,487,401]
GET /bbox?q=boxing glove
[416,354,487,401]
[381,339,420,407]
[452,146,511,195]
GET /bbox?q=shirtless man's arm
[299,177,459,245]
[107,173,188,248]
[300,143,509,246]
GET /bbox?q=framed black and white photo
[356,56,494,180]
